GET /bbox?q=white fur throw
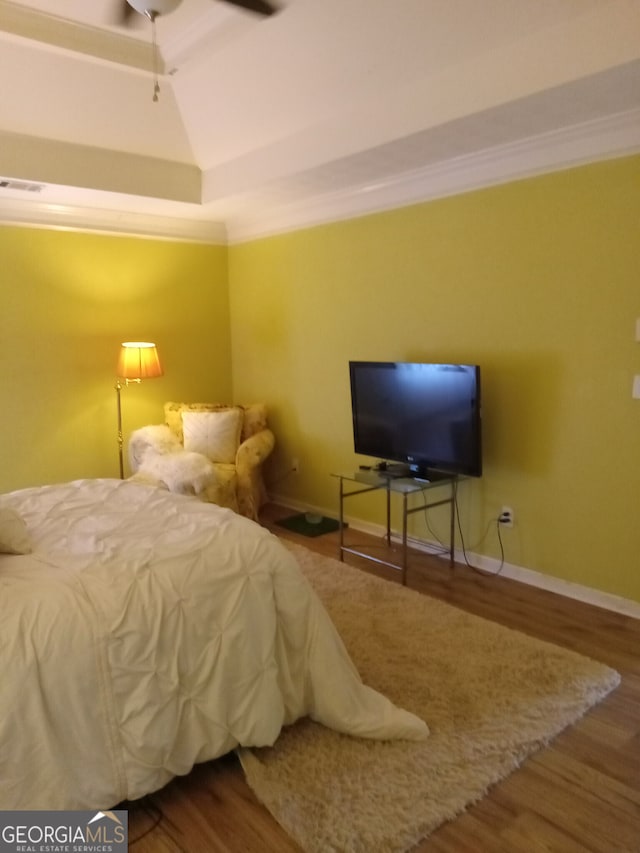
[128,424,216,498]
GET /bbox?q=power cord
[128,795,165,847]
[454,489,506,577]
[419,492,506,577]
[421,506,448,551]
[377,496,504,571]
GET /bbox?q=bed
[0,478,427,810]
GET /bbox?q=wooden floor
[128,503,640,852]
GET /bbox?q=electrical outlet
[499,506,514,527]
[292,457,300,474]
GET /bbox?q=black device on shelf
[349,361,482,479]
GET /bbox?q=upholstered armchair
[128,402,275,521]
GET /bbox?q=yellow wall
[229,155,640,603]
[0,226,230,491]
[2,156,638,604]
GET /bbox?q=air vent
[0,179,44,193]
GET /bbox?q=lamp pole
[115,378,124,479]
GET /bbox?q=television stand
[331,471,460,585]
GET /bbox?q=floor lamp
[115,341,164,479]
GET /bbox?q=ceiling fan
[115,0,278,27]
[113,0,279,101]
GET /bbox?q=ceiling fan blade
[220,0,279,16]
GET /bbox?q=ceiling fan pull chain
[149,11,161,102]
[120,0,277,103]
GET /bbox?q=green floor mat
[276,513,344,537]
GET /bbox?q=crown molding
[0,195,226,244]
[225,107,640,243]
[0,107,638,245]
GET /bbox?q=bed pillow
[182,408,243,464]
[0,507,32,554]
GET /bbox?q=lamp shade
[117,341,163,380]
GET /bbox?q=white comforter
[0,479,427,809]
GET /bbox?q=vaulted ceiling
[1,0,639,241]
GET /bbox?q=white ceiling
[0,0,639,242]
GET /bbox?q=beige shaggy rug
[239,542,621,853]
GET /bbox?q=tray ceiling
[0,0,639,242]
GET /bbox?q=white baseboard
[269,493,640,621]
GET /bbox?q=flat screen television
[349,361,482,479]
